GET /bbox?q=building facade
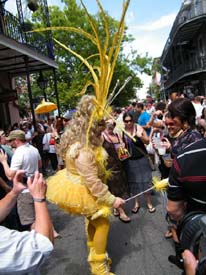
[160,0,206,99]
[0,0,58,130]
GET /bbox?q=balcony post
[24,55,37,130]
[53,68,60,116]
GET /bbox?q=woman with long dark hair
[122,113,155,213]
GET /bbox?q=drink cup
[158,146,166,155]
[162,153,173,168]
[164,159,173,168]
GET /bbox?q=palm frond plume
[29,0,131,143]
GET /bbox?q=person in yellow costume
[47,95,125,275]
[32,1,131,273]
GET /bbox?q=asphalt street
[41,191,182,275]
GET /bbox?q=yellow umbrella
[35,100,57,114]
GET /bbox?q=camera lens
[22,175,28,185]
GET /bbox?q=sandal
[148,206,156,213]
[165,230,173,239]
[131,206,140,214]
[113,209,120,217]
[119,215,131,223]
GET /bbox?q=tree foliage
[26,0,153,111]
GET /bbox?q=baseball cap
[6,130,25,141]
[63,111,73,120]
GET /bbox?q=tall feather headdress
[29,0,131,144]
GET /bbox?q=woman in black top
[123,113,155,213]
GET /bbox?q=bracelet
[33,197,46,203]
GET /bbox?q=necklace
[127,124,135,136]
[103,131,119,144]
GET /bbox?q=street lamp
[37,71,48,101]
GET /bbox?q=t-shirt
[192,102,203,120]
[138,111,151,136]
[42,133,56,154]
[0,226,53,274]
[128,109,140,123]
[10,144,41,177]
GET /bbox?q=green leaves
[22,0,154,112]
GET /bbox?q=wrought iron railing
[162,0,206,59]
[0,8,53,58]
[164,54,206,88]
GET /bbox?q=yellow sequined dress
[46,142,115,217]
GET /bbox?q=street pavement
[41,191,182,275]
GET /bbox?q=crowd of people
[0,91,206,274]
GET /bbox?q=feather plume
[28,0,131,144]
[152,177,168,191]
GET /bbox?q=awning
[0,34,58,77]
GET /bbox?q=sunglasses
[165,122,175,127]
[124,119,132,123]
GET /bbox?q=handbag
[117,146,131,161]
[102,132,131,161]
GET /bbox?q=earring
[183,123,189,130]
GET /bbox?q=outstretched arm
[75,148,124,209]
[27,171,54,243]
[0,170,25,222]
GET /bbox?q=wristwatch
[33,197,46,202]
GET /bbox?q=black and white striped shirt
[167,138,206,212]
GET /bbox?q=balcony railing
[164,54,206,88]
[0,8,54,59]
[162,0,206,59]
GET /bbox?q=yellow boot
[88,250,115,275]
[88,245,112,266]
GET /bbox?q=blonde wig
[60,95,106,160]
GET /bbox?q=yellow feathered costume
[47,143,115,217]
[37,1,131,274]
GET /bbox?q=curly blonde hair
[60,95,106,160]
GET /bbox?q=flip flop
[113,209,120,217]
[131,206,140,214]
[119,216,131,223]
[165,230,173,239]
[148,206,156,213]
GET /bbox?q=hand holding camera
[12,170,27,195]
[27,171,47,201]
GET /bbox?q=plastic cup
[164,159,173,168]
[158,146,166,155]
[162,153,173,167]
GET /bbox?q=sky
[6,0,182,99]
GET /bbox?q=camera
[169,212,206,270]
[177,211,205,257]
[22,173,34,186]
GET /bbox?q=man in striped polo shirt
[167,138,206,221]
[166,138,206,274]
